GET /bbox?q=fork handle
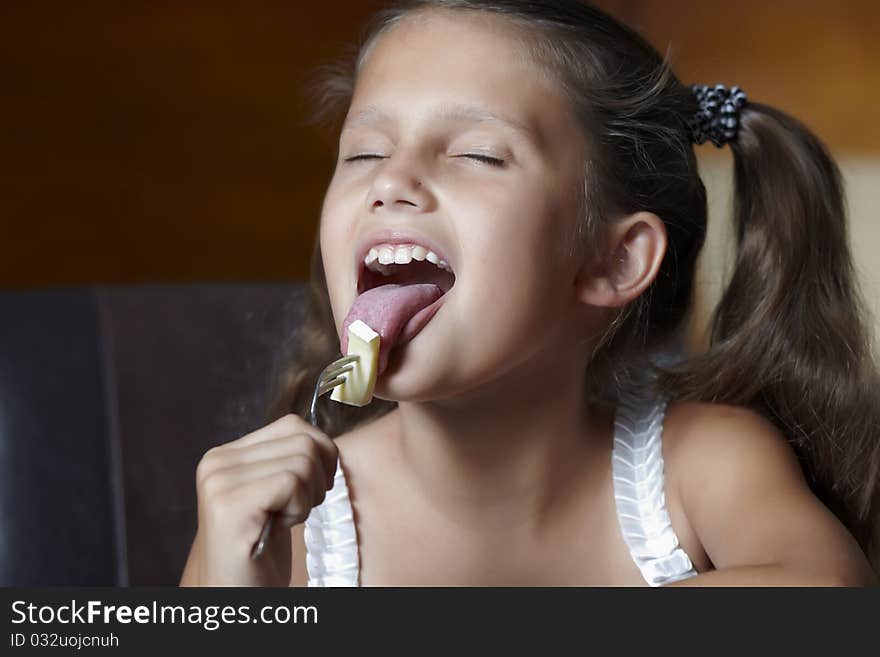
[250,514,275,560]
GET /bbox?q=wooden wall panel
[611,0,880,156]
[1,1,376,288]
[1,1,877,288]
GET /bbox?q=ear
[574,211,667,308]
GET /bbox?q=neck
[383,348,615,537]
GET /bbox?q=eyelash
[344,153,505,167]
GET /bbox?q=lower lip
[396,287,450,347]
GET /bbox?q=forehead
[345,11,577,153]
[342,103,540,146]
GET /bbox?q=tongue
[340,283,444,376]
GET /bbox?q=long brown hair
[266,0,880,572]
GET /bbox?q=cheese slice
[330,319,380,406]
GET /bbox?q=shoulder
[660,399,805,491]
[660,398,875,583]
[660,398,809,533]
[656,399,803,572]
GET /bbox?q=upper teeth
[364,243,452,274]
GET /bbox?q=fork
[249,353,360,561]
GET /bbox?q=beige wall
[694,154,880,354]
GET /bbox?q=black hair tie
[689,83,748,147]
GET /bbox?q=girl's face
[320,10,590,402]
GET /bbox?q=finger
[237,414,340,487]
[233,414,334,459]
[222,470,314,532]
[303,430,339,488]
[207,433,336,489]
[205,453,328,509]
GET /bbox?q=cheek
[319,218,342,288]
[318,210,358,330]
[460,231,561,331]
[467,196,566,296]
[320,184,360,274]
[480,252,553,311]
[320,185,348,248]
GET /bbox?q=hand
[193,413,338,586]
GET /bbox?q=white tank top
[303,387,698,586]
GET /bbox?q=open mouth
[357,258,456,297]
[344,252,457,369]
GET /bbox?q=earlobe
[574,212,667,309]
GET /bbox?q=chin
[371,339,455,403]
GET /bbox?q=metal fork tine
[318,356,358,394]
[328,354,359,368]
[322,363,354,382]
[250,353,361,561]
[312,355,360,423]
[318,375,348,396]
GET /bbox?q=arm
[180,525,307,587]
[662,402,877,587]
[289,522,309,587]
[179,532,200,587]
[665,564,865,587]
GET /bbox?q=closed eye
[343,154,504,167]
[460,154,505,167]
[344,154,384,163]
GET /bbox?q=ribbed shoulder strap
[303,460,360,587]
[611,388,698,586]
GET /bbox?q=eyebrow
[341,103,539,145]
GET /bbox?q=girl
[181,0,879,587]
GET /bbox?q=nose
[367,157,436,214]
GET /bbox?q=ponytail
[657,102,880,570]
